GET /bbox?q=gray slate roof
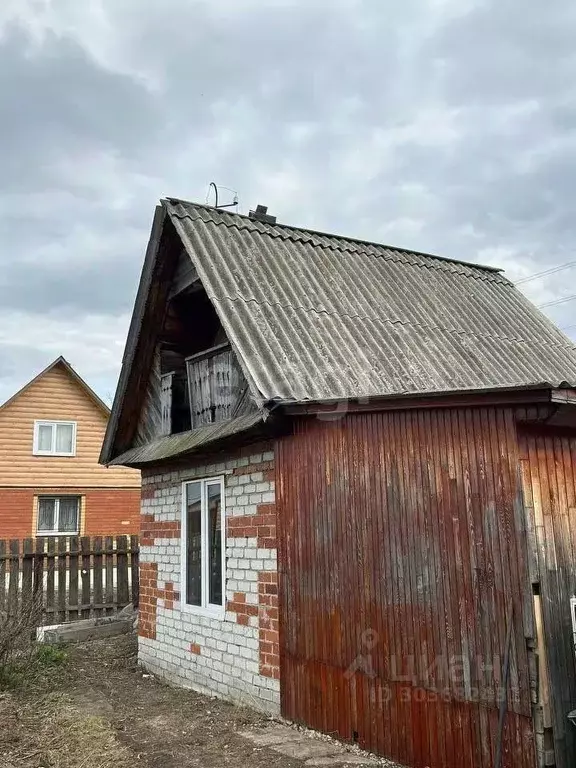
[109,412,265,467]
[166,199,576,401]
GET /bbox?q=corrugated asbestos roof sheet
[109,411,265,466]
[165,199,576,401]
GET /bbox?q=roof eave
[108,410,278,469]
[272,382,564,416]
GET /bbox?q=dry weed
[1,692,133,768]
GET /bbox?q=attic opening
[156,248,251,436]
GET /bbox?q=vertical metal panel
[519,428,576,768]
[277,408,536,768]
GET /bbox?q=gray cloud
[0,0,574,404]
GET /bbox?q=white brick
[139,455,279,714]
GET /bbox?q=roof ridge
[215,294,576,348]
[0,356,110,415]
[165,198,503,277]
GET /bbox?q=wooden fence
[0,535,139,625]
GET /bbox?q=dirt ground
[0,634,389,768]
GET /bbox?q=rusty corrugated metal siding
[519,428,576,768]
[277,408,536,768]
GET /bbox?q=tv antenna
[206,182,239,209]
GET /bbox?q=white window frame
[36,495,81,536]
[181,476,226,618]
[33,420,77,457]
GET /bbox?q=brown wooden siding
[134,347,162,447]
[519,428,576,768]
[0,364,139,488]
[276,408,536,768]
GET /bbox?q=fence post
[116,535,129,608]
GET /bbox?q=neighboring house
[101,199,576,768]
[0,357,140,539]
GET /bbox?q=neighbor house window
[33,421,77,456]
[37,496,80,534]
[182,477,224,613]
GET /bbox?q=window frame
[33,420,77,457]
[36,495,81,536]
[180,476,226,618]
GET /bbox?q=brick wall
[82,489,141,535]
[0,487,141,538]
[138,442,280,712]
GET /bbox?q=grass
[0,642,133,767]
[0,642,68,690]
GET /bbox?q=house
[0,357,140,539]
[101,198,576,768]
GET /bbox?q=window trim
[36,495,81,536]
[180,476,226,619]
[33,420,77,457]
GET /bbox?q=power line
[538,295,576,309]
[515,259,576,285]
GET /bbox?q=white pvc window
[181,477,225,616]
[33,421,77,456]
[37,496,80,534]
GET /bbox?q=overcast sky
[0,0,575,404]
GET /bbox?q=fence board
[57,537,67,623]
[0,540,5,614]
[8,540,19,611]
[68,536,79,621]
[0,534,139,625]
[46,538,56,623]
[81,537,91,620]
[93,537,103,619]
[117,536,129,607]
[33,537,45,600]
[22,538,33,602]
[105,535,114,617]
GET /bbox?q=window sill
[33,452,76,458]
[180,603,225,621]
[37,531,79,537]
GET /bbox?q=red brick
[258,537,277,549]
[232,460,273,476]
[190,643,201,655]
[256,503,276,516]
[0,487,140,539]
